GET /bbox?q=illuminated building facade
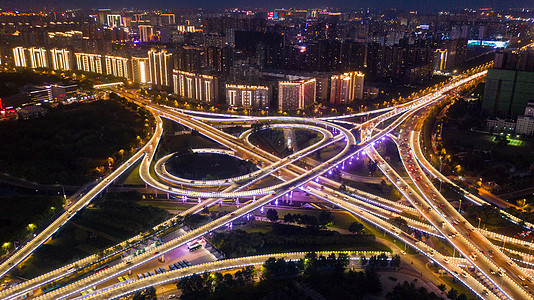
[148,49,173,90]
[107,14,122,28]
[434,49,448,71]
[50,48,73,71]
[160,14,176,25]
[75,53,103,74]
[139,25,155,43]
[173,70,219,104]
[13,47,27,67]
[104,55,130,79]
[329,71,364,104]
[278,78,316,111]
[226,84,269,109]
[28,47,48,69]
[131,57,149,83]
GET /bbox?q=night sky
[0,0,531,11]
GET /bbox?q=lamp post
[478,218,481,229]
[439,156,443,192]
[458,199,462,213]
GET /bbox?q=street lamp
[458,199,462,213]
[478,217,481,229]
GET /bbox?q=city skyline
[0,3,533,300]
[0,0,532,11]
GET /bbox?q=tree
[367,160,377,173]
[266,209,278,222]
[284,213,295,223]
[133,287,157,300]
[335,253,350,269]
[360,255,368,266]
[378,253,389,268]
[319,211,333,226]
[438,284,446,293]
[390,254,401,269]
[447,288,459,299]
[176,273,210,300]
[349,221,364,234]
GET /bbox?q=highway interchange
[2,63,534,299]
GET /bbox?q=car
[490,269,496,275]
[519,275,525,281]
[498,271,504,277]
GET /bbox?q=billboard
[468,40,509,48]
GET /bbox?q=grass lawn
[344,180,401,201]
[440,275,475,298]
[355,215,417,255]
[138,200,193,212]
[259,242,391,253]
[117,161,144,185]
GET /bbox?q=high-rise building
[433,49,448,71]
[525,102,534,117]
[160,14,176,25]
[28,47,48,69]
[98,8,111,25]
[13,47,27,67]
[139,25,155,43]
[50,48,73,71]
[493,50,534,72]
[131,57,149,83]
[148,49,173,90]
[226,84,269,109]
[104,55,130,79]
[175,46,203,72]
[173,70,219,104]
[516,115,534,135]
[107,15,122,28]
[329,71,364,105]
[75,53,103,74]
[278,78,316,111]
[483,68,534,116]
